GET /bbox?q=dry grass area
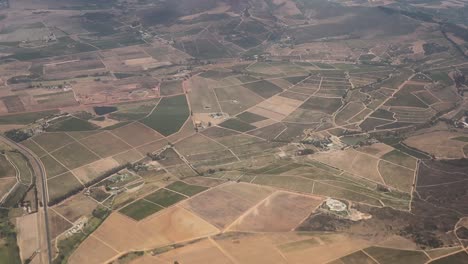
[229,192,323,232]
[52,194,98,223]
[72,157,120,183]
[69,235,119,264]
[357,143,394,157]
[404,131,468,159]
[111,122,163,147]
[249,96,303,121]
[142,239,232,264]
[181,183,274,229]
[312,149,384,183]
[16,213,39,262]
[69,206,219,263]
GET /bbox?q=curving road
[0,135,52,264]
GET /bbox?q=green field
[243,80,283,98]
[452,136,468,142]
[237,111,267,123]
[429,251,468,264]
[0,209,21,264]
[119,199,163,221]
[364,246,429,264]
[0,155,15,178]
[381,150,417,169]
[330,250,377,264]
[165,181,208,197]
[0,110,59,125]
[46,117,98,132]
[300,96,343,115]
[144,188,187,207]
[219,118,256,132]
[109,100,158,121]
[160,80,183,96]
[141,95,189,136]
[6,152,32,185]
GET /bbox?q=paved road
[0,135,52,264]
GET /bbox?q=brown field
[357,143,394,157]
[279,233,372,264]
[186,76,222,113]
[0,177,17,199]
[112,149,144,165]
[214,85,264,116]
[283,108,328,123]
[72,157,120,183]
[378,161,415,192]
[312,149,384,183]
[16,213,39,262]
[48,210,72,239]
[175,134,225,156]
[335,102,366,125]
[80,131,132,158]
[404,131,467,159]
[69,235,119,264]
[70,206,219,262]
[182,176,225,187]
[111,122,163,147]
[146,239,232,264]
[52,193,98,223]
[136,139,169,155]
[214,233,288,264]
[229,192,323,232]
[249,96,303,121]
[182,183,273,229]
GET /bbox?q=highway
[0,135,52,264]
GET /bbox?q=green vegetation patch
[119,199,163,221]
[331,250,377,264]
[0,155,15,178]
[160,80,183,96]
[386,89,428,108]
[313,62,335,69]
[144,188,187,207]
[6,152,32,185]
[0,110,59,125]
[46,117,98,132]
[165,181,208,197]
[109,100,158,121]
[243,80,283,98]
[364,246,429,264]
[0,209,21,264]
[53,207,110,264]
[381,150,417,169]
[141,95,189,136]
[300,96,343,115]
[219,118,256,132]
[237,111,268,123]
[429,251,468,264]
[452,136,468,142]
